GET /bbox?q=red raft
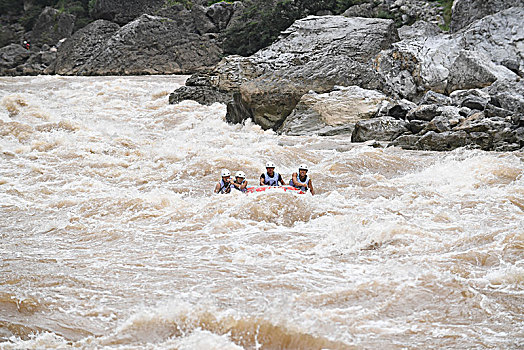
[246,185,306,194]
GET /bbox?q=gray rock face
[168,86,234,106]
[193,15,398,130]
[376,7,523,100]
[0,44,30,74]
[397,20,442,41]
[352,117,409,142]
[278,86,390,136]
[450,0,524,32]
[53,20,120,75]
[67,14,222,75]
[31,7,75,47]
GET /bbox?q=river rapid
[0,75,523,349]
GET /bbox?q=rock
[17,48,57,75]
[398,20,442,41]
[446,50,515,93]
[450,88,491,108]
[387,99,417,119]
[342,3,375,18]
[419,90,452,106]
[206,1,237,31]
[375,7,523,100]
[53,20,120,75]
[352,117,409,142]
[421,115,452,134]
[416,130,468,151]
[484,80,524,115]
[278,86,390,136]
[168,86,233,105]
[461,95,489,111]
[0,43,30,74]
[450,0,524,32]
[231,15,399,130]
[72,14,222,75]
[31,7,75,47]
[408,120,428,134]
[226,92,253,125]
[389,134,420,150]
[406,104,441,121]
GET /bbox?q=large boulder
[0,43,30,75]
[52,20,120,75]
[66,14,222,75]
[450,0,524,32]
[352,117,410,142]
[180,15,398,130]
[237,16,398,130]
[30,7,75,47]
[278,86,390,136]
[375,7,523,100]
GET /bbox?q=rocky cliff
[170,2,524,151]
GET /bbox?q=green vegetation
[164,0,193,9]
[207,0,235,5]
[2,0,93,31]
[437,0,453,31]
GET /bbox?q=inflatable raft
[246,185,306,194]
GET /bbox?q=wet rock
[416,131,468,151]
[168,86,233,106]
[31,7,75,47]
[352,117,409,142]
[389,134,420,150]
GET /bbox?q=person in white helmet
[231,171,248,192]
[260,162,284,186]
[214,169,232,194]
[289,164,315,195]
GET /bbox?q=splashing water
[1,75,523,349]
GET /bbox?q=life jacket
[233,179,247,192]
[263,172,280,186]
[289,174,309,191]
[218,179,231,194]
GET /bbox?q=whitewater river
[0,75,523,349]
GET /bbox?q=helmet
[298,164,308,171]
[235,171,246,178]
[221,169,231,177]
[265,162,275,168]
